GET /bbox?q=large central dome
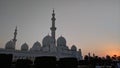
[57,36,66,46]
[42,35,54,47]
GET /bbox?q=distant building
[0,10,82,61]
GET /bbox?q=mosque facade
[0,10,82,61]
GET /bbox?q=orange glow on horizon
[103,43,120,57]
[105,49,120,57]
[85,42,120,57]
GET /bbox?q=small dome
[71,45,77,51]
[5,40,15,50]
[21,43,29,51]
[57,36,66,46]
[42,35,54,47]
[31,41,41,51]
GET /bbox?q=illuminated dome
[5,40,15,50]
[31,41,41,51]
[57,36,66,46]
[42,35,54,47]
[71,45,77,51]
[21,43,29,51]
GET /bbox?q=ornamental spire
[50,9,56,44]
[13,26,17,48]
[51,9,56,27]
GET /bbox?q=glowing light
[103,42,120,56]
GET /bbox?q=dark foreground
[0,54,119,68]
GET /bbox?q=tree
[117,56,120,61]
[84,55,89,60]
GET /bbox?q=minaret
[50,9,56,44]
[12,26,17,49]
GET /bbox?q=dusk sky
[0,0,120,57]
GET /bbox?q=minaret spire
[50,9,56,44]
[12,26,17,49]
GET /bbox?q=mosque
[0,10,82,61]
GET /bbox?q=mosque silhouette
[0,10,82,61]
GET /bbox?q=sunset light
[0,0,120,68]
[0,0,120,58]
